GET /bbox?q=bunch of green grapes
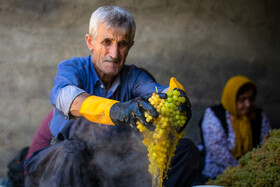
[137,90,188,187]
[206,129,280,187]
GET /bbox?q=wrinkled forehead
[97,22,130,40]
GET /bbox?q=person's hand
[109,93,167,131]
[168,77,192,133]
[174,88,192,133]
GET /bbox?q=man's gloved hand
[174,88,192,133]
[79,93,167,131]
[168,77,192,133]
[109,93,167,131]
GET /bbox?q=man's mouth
[104,57,120,63]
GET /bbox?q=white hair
[89,6,136,44]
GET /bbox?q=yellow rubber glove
[168,77,186,92]
[79,95,119,125]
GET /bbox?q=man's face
[236,89,255,116]
[86,23,133,79]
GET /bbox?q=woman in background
[200,75,271,181]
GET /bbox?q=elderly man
[25,6,199,187]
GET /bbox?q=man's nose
[109,44,119,59]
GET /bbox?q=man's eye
[102,39,111,45]
[119,41,128,48]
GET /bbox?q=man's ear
[129,41,134,49]
[85,34,94,51]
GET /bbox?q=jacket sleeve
[131,67,168,98]
[50,59,86,118]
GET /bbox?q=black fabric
[209,104,228,136]
[25,136,200,187]
[25,118,152,187]
[251,108,263,148]
[163,138,200,187]
[25,140,97,187]
[7,146,29,187]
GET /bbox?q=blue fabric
[49,55,167,138]
[56,85,86,117]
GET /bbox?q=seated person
[200,75,271,181]
[24,6,199,186]
[25,109,53,161]
[25,67,155,161]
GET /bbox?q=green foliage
[206,129,280,187]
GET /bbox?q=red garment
[25,109,53,160]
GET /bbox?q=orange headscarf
[221,75,255,159]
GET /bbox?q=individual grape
[136,91,188,187]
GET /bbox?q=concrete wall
[0,0,279,177]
